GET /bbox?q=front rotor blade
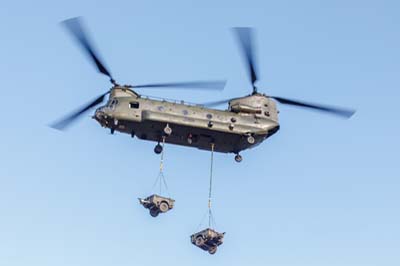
[133,80,227,91]
[62,17,113,81]
[50,92,109,130]
[233,27,258,90]
[271,96,356,118]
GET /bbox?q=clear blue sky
[1,0,399,265]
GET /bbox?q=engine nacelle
[229,94,278,121]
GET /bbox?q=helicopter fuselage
[94,87,280,154]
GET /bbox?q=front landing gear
[154,126,171,155]
[234,154,242,163]
[154,143,163,154]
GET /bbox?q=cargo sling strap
[196,143,217,230]
[208,143,216,228]
[151,136,170,196]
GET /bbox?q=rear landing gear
[234,154,242,163]
[247,135,255,144]
[154,143,163,154]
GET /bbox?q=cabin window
[129,102,140,109]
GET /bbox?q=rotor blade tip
[49,123,65,131]
[344,109,357,119]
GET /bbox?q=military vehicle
[51,17,356,162]
[191,228,225,255]
[139,194,175,217]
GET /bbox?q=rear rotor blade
[271,96,356,118]
[233,27,258,92]
[201,95,356,118]
[50,91,109,130]
[62,17,114,83]
[132,80,227,91]
[201,98,236,107]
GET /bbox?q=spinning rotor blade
[62,17,114,83]
[270,96,355,118]
[233,27,258,92]
[50,91,109,130]
[201,95,355,118]
[132,80,227,91]
[201,98,235,107]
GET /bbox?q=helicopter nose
[94,107,113,127]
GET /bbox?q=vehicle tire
[208,246,217,255]
[154,144,163,154]
[195,236,205,246]
[159,201,169,213]
[150,208,159,217]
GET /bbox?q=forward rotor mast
[51,17,227,130]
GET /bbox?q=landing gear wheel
[159,201,169,213]
[149,208,159,217]
[195,236,205,246]
[164,124,172,136]
[208,246,217,255]
[110,128,115,135]
[154,144,163,154]
[247,135,255,144]
[235,154,242,163]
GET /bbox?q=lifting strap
[196,142,217,230]
[151,136,170,196]
[159,136,166,173]
[208,143,215,228]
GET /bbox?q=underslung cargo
[191,228,225,255]
[139,194,175,217]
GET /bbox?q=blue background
[1,1,399,265]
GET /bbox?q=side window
[129,102,140,109]
[109,99,118,109]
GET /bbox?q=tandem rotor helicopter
[51,17,356,162]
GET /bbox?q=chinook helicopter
[52,17,355,162]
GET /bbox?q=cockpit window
[129,102,140,109]
[109,99,119,109]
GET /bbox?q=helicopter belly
[103,110,279,153]
[133,120,263,153]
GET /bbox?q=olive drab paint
[94,86,280,154]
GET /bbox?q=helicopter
[51,17,355,162]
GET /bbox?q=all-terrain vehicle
[138,194,175,217]
[191,228,225,254]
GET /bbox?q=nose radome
[94,107,113,126]
[95,107,105,119]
